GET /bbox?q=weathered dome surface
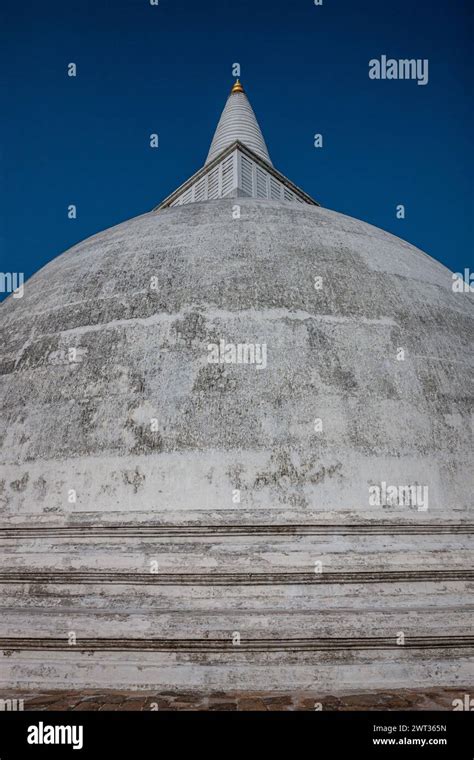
[1,198,472,521]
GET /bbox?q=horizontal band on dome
[1,523,472,539]
[1,570,472,585]
[1,635,473,653]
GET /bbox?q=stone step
[1,580,471,612]
[0,608,472,639]
[1,647,471,692]
[0,531,471,572]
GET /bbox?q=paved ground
[3,687,470,711]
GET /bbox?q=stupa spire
[205,80,272,166]
[156,77,318,209]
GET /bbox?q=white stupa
[0,80,472,701]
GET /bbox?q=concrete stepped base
[1,520,472,696]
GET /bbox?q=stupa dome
[1,199,472,517]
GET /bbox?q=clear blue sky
[0,0,472,299]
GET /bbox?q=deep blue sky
[0,0,472,298]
